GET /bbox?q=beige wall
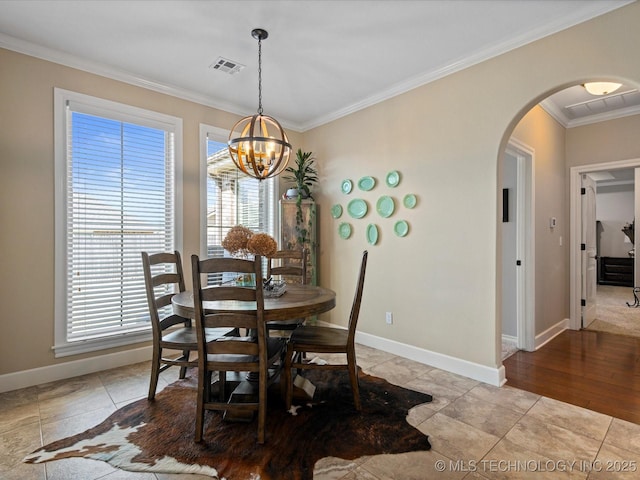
[3,2,640,380]
[567,114,640,168]
[0,48,302,375]
[512,106,568,335]
[302,2,640,369]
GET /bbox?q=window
[199,124,278,282]
[54,89,182,356]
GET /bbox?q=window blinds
[65,110,175,341]
[205,139,275,256]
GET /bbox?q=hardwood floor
[504,329,640,424]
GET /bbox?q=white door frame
[505,138,535,352]
[569,157,640,330]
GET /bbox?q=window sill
[53,329,152,358]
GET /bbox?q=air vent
[210,57,245,75]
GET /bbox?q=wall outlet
[385,312,393,325]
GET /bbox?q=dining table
[171,283,336,321]
[172,283,337,418]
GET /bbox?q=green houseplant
[284,149,318,200]
[284,149,318,247]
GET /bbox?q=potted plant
[284,149,318,200]
[284,149,318,247]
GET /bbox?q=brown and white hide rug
[24,368,432,480]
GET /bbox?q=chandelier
[228,28,292,180]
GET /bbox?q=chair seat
[162,326,236,347]
[289,326,349,350]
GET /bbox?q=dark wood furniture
[284,250,368,411]
[141,251,234,400]
[172,284,336,322]
[191,254,285,444]
[598,256,634,287]
[266,248,308,333]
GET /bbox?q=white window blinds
[54,89,182,355]
[205,137,276,261]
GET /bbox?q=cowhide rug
[24,368,432,479]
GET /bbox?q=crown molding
[0,33,306,131]
[540,97,640,129]
[1,0,633,133]
[298,1,634,131]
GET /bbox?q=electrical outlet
[385,312,393,325]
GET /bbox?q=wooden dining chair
[265,248,308,334]
[141,251,235,400]
[284,250,368,410]
[191,254,286,444]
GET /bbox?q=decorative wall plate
[403,193,417,209]
[331,204,343,219]
[347,199,368,219]
[341,179,353,194]
[385,170,401,188]
[376,195,395,218]
[338,222,352,239]
[358,176,376,191]
[366,224,379,245]
[394,220,409,237]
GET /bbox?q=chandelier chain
[257,36,263,115]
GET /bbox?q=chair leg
[179,349,190,378]
[258,368,267,444]
[218,370,227,401]
[284,344,294,410]
[347,351,361,411]
[148,346,161,400]
[195,369,206,443]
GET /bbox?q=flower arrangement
[221,225,253,256]
[247,233,277,257]
[222,225,278,257]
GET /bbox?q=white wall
[597,184,634,258]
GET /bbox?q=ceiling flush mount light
[583,82,622,96]
[228,28,292,180]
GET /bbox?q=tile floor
[2,345,640,479]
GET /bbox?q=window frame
[53,88,183,357]
[199,123,280,259]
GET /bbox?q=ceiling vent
[210,57,245,75]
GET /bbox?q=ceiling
[0,0,635,132]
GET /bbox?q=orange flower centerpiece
[221,226,278,286]
[247,233,278,257]
[221,225,254,257]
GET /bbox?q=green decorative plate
[338,222,352,239]
[385,170,401,188]
[347,199,368,219]
[376,195,395,218]
[331,204,343,219]
[403,193,417,209]
[394,220,409,237]
[358,176,376,191]
[366,224,379,245]
[341,179,353,194]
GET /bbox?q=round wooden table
[172,284,336,321]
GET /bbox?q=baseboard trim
[355,330,505,387]
[0,346,153,393]
[535,318,569,350]
[2,326,511,393]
